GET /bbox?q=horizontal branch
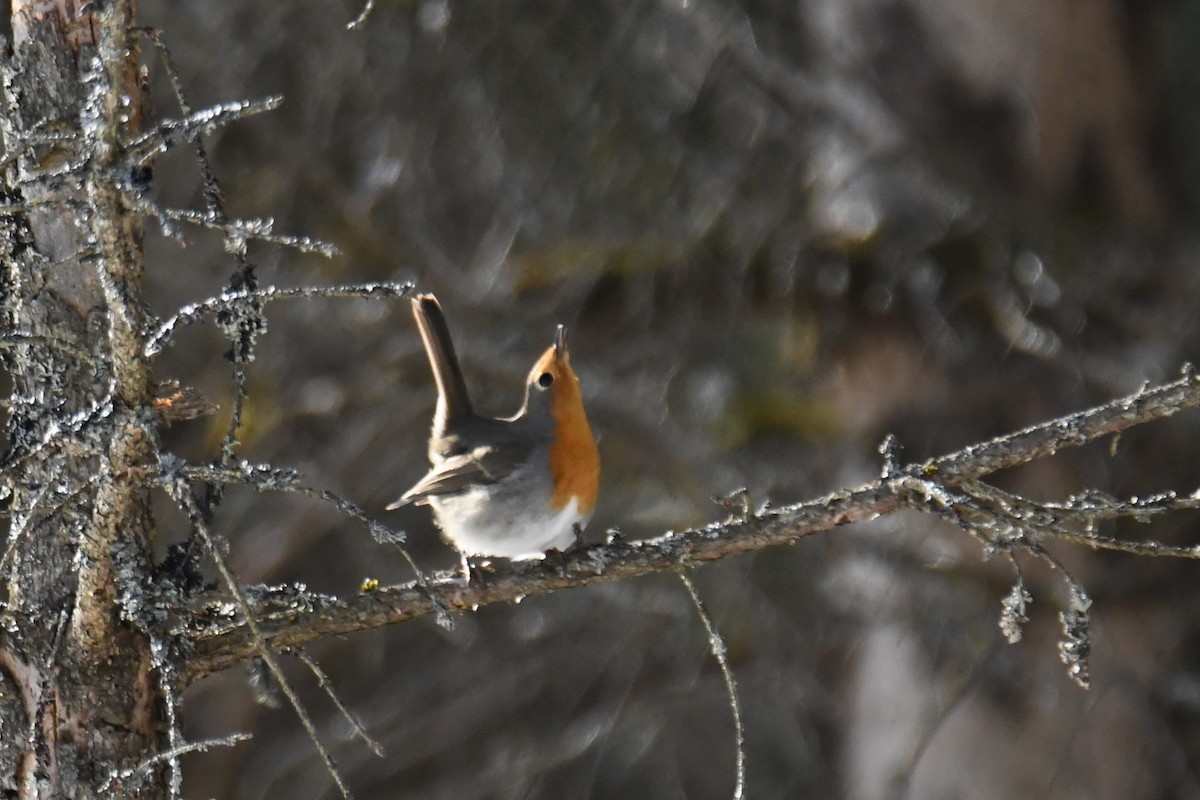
[920,365,1200,480]
[177,369,1200,684]
[145,281,414,355]
[124,96,283,167]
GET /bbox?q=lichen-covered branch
[178,369,1200,684]
[70,0,156,665]
[0,1,163,796]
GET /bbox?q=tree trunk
[0,1,165,797]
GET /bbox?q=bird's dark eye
[537,372,554,388]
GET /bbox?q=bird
[388,293,600,571]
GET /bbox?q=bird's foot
[543,547,573,578]
[459,553,492,585]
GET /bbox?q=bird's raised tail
[412,293,473,425]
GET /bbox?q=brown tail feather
[412,294,473,424]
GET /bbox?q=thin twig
[159,463,355,799]
[0,195,83,215]
[958,479,1200,558]
[0,119,80,170]
[179,461,407,557]
[179,460,447,624]
[132,199,340,257]
[124,97,283,167]
[293,649,386,757]
[100,733,252,793]
[0,382,115,472]
[678,571,745,800]
[347,0,376,30]
[140,24,266,533]
[145,282,415,355]
[155,650,184,799]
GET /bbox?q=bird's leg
[542,547,572,578]
[540,521,590,577]
[459,553,490,585]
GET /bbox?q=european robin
[388,294,600,565]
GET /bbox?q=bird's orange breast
[547,368,600,515]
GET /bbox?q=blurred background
[133,0,1200,797]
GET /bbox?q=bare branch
[137,24,263,519]
[179,461,406,549]
[179,459,447,625]
[159,460,355,799]
[347,0,376,30]
[293,649,386,758]
[145,281,415,356]
[956,479,1200,558]
[0,195,83,215]
[133,198,341,258]
[101,733,252,795]
[178,370,1200,682]
[0,119,80,170]
[679,571,745,800]
[123,97,283,167]
[920,368,1200,481]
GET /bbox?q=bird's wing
[386,443,530,509]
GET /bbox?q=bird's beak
[554,324,568,358]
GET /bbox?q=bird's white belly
[430,490,586,559]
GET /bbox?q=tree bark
[0,1,164,797]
